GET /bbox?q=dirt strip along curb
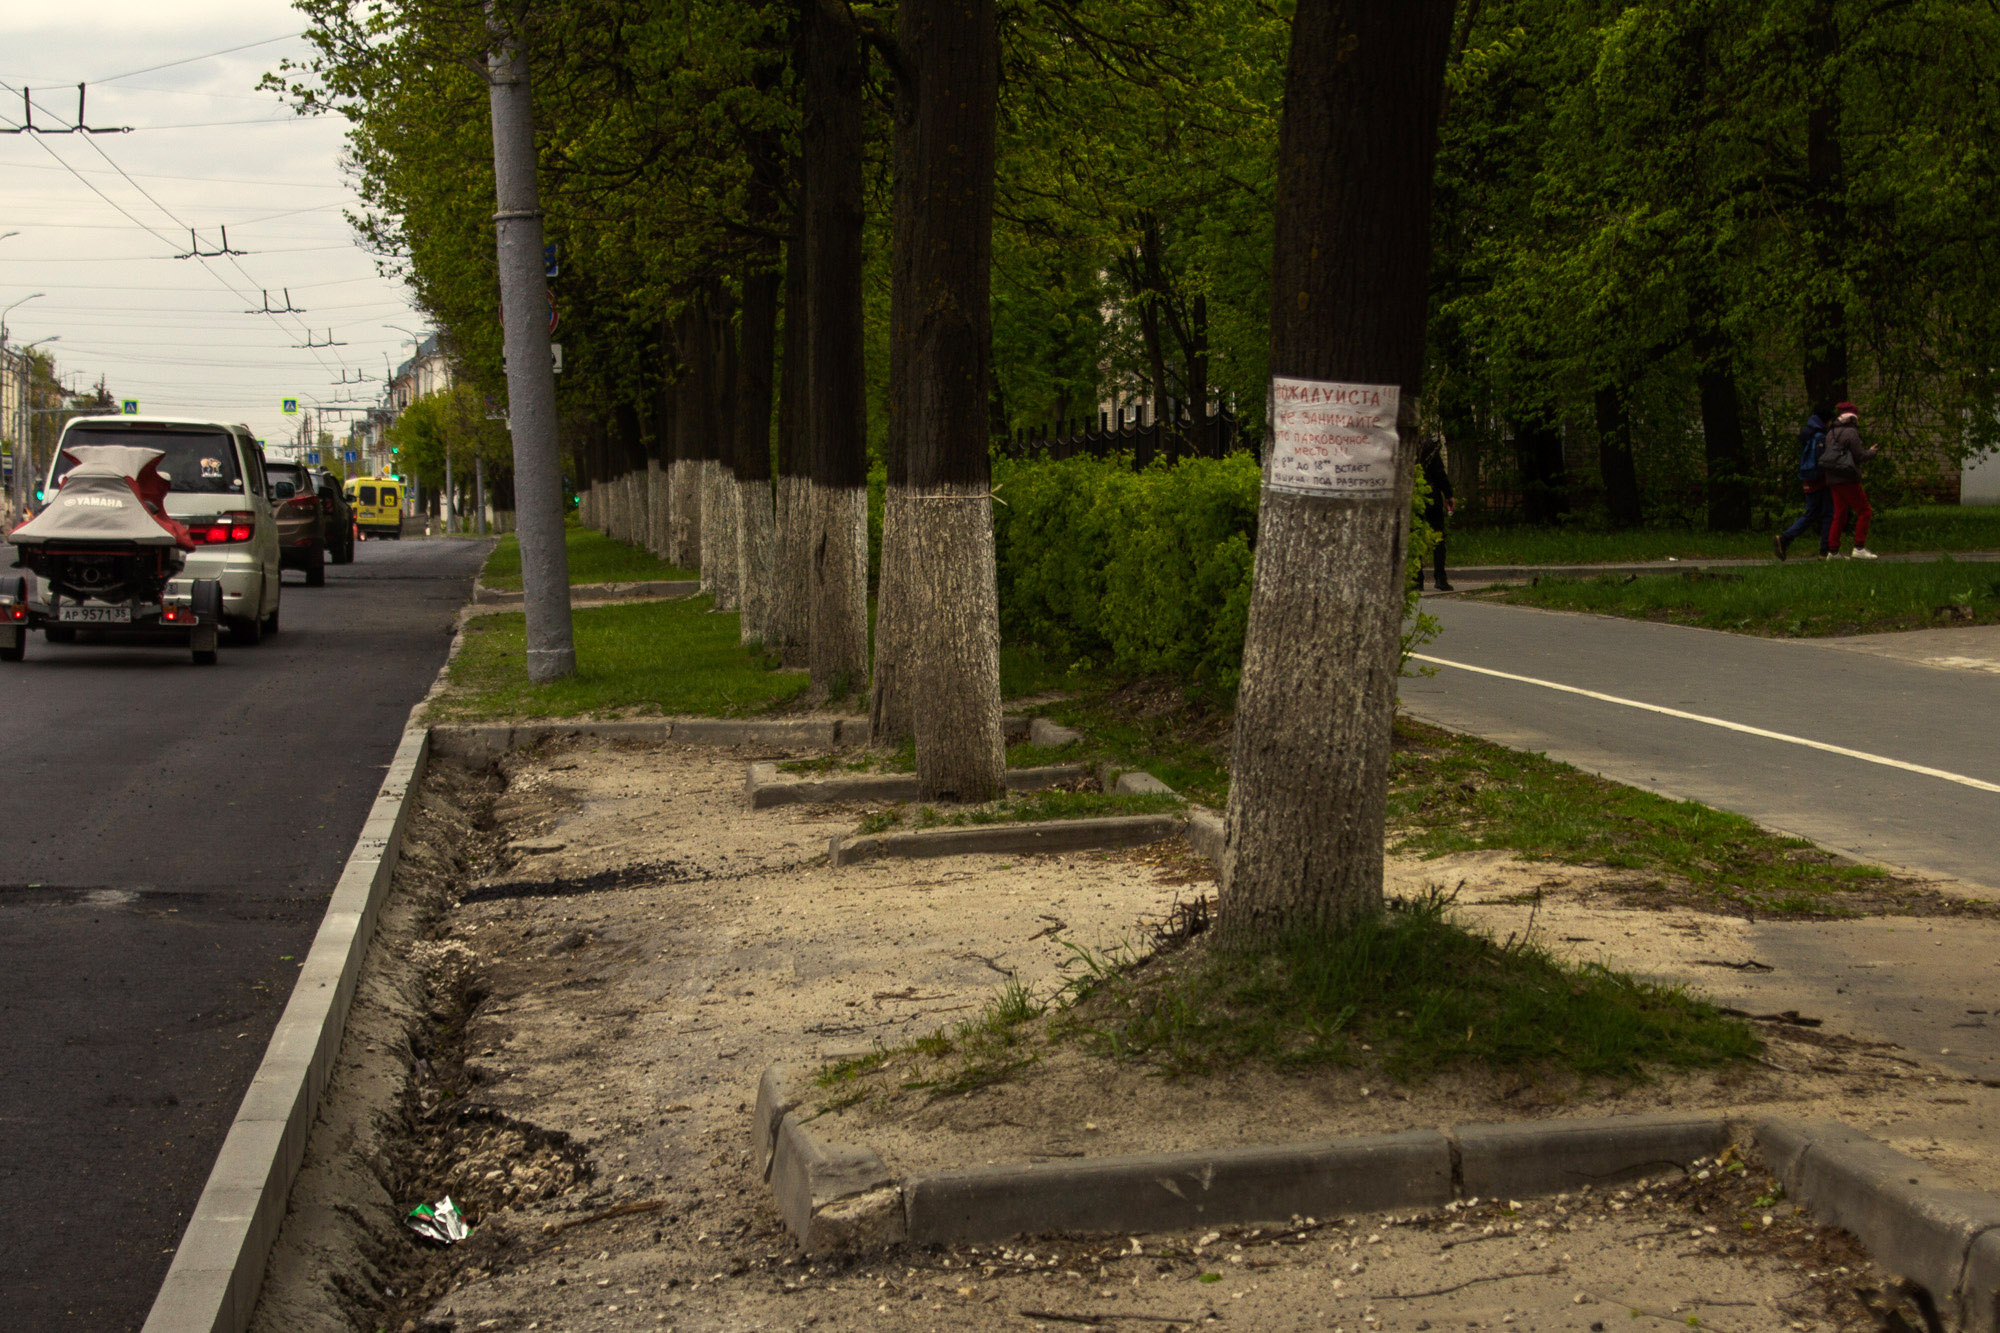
[1754,1119,2000,1333]
[830,814,1187,867]
[747,762,1093,809]
[141,722,432,1333]
[470,577,701,604]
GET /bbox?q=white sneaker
[1850,547,1878,560]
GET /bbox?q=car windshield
[265,463,307,499]
[52,427,242,495]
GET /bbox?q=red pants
[1827,482,1871,551]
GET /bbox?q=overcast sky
[0,1,426,448]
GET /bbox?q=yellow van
[344,475,404,539]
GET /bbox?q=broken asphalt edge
[142,667,895,1331]
[142,718,434,1333]
[755,1076,2000,1329]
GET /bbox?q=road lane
[1400,595,2000,1084]
[0,536,485,1331]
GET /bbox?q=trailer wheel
[0,629,22,662]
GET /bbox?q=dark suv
[264,460,328,585]
[311,468,356,566]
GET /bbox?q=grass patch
[1062,890,1759,1081]
[429,596,807,721]
[480,520,695,591]
[1389,717,1896,916]
[1450,505,2000,567]
[1480,557,2000,636]
[815,979,1048,1103]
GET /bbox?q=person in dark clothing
[1820,401,1882,559]
[1775,412,1832,561]
[1417,440,1455,591]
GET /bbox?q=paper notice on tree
[1264,377,1400,498]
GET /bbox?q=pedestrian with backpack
[1774,412,1832,560]
[1820,400,1881,559]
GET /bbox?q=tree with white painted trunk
[767,224,811,668]
[735,253,780,645]
[670,304,708,571]
[1218,0,1456,943]
[882,0,1005,797]
[704,285,743,610]
[801,0,870,699]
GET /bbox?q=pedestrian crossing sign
[121,399,138,415]
[282,398,299,416]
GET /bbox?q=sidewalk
[1446,549,2000,588]
[249,736,2000,1331]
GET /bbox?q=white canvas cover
[9,446,184,547]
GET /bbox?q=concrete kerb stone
[905,1132,1454,1245]
[142,721,432,1333]
[470,577,701,605]
[1452,1114,1732,1199]
[746,762,1094,810]
[429,716,861,767]
[830,814,1187,867]
[771,1118,905,1254]
[1964,1229,2000,1333]
[1754,1119,2000,1329]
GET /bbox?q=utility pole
[488,1,575,680]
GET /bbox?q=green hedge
[993,454,1437,692]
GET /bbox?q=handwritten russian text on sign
[1265,377,1400,498]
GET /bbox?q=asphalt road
[1401,596,2000,1081]
[0,535,486,1331]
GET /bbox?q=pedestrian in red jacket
[1819,402,1881,560]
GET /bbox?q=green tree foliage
[384,382,510,489]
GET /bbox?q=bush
[994,453,1436,692]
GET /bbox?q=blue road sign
[306,451,321,465]
[344,450,359,464]
[121,399,138,415]
[282,398,299,416]
[545,242,559,278]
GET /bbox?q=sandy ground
[250,739,1997,1331]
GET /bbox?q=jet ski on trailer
[1,444,225,664]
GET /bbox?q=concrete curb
[746,762,1093,809]
[830,813,1187,867]
[429,716,865,766]
[1448,551,2000,585]
[142,722,432,1333]
[758,1092,1733,1253]
[757,1095,2000,1325]
[1754,1119,2000,1332]
[470,577,701,604]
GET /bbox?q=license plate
[58,604,132,624]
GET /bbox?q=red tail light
[161,604,193,623]
[187,512,256,544]
[2,604,24,622]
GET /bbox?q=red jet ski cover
[8,445,196,549]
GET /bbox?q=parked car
[311,468,356,565]
[263,459,326,586]
[36,415,281,645]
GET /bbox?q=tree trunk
[615,402,645,548]
[1697,354,1753,531]
[871,26,919,749]
[649,374,674,560]
[1592,385,1644,529]
[1219,0,1456,944]
[769,222,811,667]
[802,0,870,698]
[894,0,1004,797]
[1511,410,1568,524]
[736,257,780,645]
[672,304,708,571]
[706,286,742,611]
[1802,0,1848,416]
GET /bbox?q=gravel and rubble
[249,738,1992,1332]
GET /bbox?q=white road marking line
[1410,653,2000,796]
